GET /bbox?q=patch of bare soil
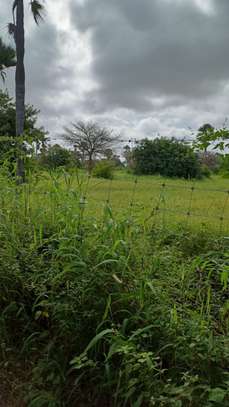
[0,366,26,407]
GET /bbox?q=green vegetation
[220,155,229,178]
[0,90,47,164]
[92,159,114,179]
[38,144,75,170]
[194,123,229,153]
[132,138,203,179]
[1,2,229,405]
[0,169,228,406]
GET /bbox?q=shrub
[92,160,114,179]
[200,164,211,178]
[132,137,202,179]
[219,154,229,177]
[39,144,73,169]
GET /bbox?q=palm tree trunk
[15,0,25,183]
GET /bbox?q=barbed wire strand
[185,183,196,228]
[106,178,113,206]
[129,177,138,218]
[2,175,228,234]
[219,190,229,234]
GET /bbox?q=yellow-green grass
[12,170,229,234]
[89,171,229,232]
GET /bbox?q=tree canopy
[194,123,229,152]
[0,90,48,161]
[38,144,73,169]
[132,137,202,179]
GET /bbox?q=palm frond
[8,23,16,37]
[0,38,16,69]
[30,0,44,25]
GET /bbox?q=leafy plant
[132,137,202,179]
[93,160,114,179]
[38,144,74,170]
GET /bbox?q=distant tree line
[122,123,229,179]
[0,91,228,180]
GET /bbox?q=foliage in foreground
[0,173,228,406]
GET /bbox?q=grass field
[5,170,228,233]
[87,171,229,231]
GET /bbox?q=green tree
[0,38,16,81]
[194,123,229,152]
[8,0,44,181]
[133,137,202,179]
[0,90,47,162]
[39,144,73,170]
[195,123,215,152]
[92,160,114,179]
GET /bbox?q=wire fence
[0,172,228,234]
[35,173,229,234]
[86,177,229,234]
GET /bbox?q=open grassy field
[6,170,228,233]
[87,171,229,231]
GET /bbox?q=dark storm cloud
[1,3,78,132]
[1,0,229,138]
[26,24,66,100]
[70,0,229,112]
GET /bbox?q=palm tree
[0,38,16,82]
[9,0,44,182]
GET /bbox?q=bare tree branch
[62,121,119,173]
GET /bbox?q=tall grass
[0,170,228,406]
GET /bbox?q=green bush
[200,164,211,178]
[92,160,114,179]
[39,144,74,169]
[133,137,202,179]
[219,154,229,178]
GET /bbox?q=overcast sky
[1,0,229,143]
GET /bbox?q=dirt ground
[0,368,26,407]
